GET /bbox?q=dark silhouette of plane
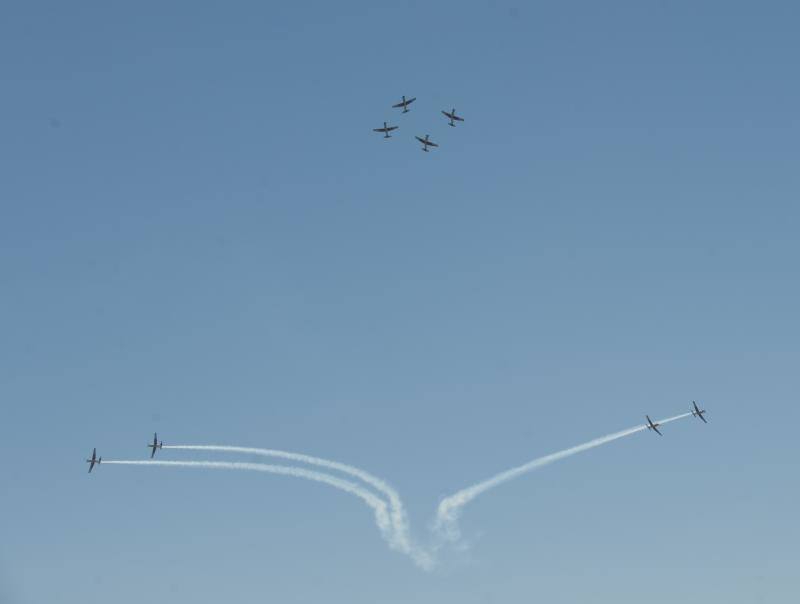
[373,122,399,138]
[415,134,438,152]
[392,95,416,113]
[691,401,708,423]
[646,415,663,436]
[147,432,163,458]
[86,448,101,473]
[442,108,465,127]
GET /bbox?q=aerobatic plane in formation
[691,401,708,423]
[147,432,163,458]
[415,134,438,152]
[646,415,663,436]
[392,95,416,113]
[86,448,101,473]
[441,108,465,127]
[373,122,399,138]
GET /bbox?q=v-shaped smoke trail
[99,410,700,569]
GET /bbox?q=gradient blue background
[2,1,798,602]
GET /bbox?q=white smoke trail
[103,460,393,547]
[161,445,432,569]
[435,412,693,540]
[101,410,698,568]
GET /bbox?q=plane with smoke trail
[161,445,430,569]
[434,412,694,541]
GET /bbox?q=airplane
[392,95,416,113]
[691,401,708,423]
[441,108,465,127]
[86,448,101,473]
[147,432,163,458]
[415,134,439,152]
[373,122,399,138]
[646,415,663,436]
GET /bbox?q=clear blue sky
[2,1,798,602]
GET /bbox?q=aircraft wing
[387,126,398,131]
[415,136,426,144]
[150,446,156,458]
[373,127,388,132]
[652,425,662,436]
[453,115,464,121]
[442,110,453,118]
[392,101,405,108]
[427,141,439,147]
[698,413,708,424]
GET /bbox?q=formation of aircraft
[373,95,465,152]
[392,95,416,113]
[415,134,439,152]
[148,432,163,458]
[442,108,465,127]
[646,401,709,436]
[86,433,165,474]
[88,405,709,474]
[86,448,101,473]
